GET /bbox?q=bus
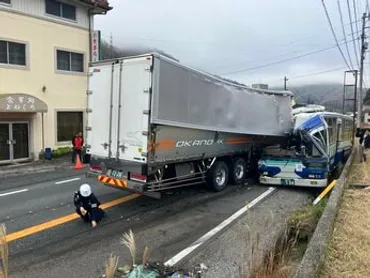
[258,111,353,188]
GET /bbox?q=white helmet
[80,184,92,197]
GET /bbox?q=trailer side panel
[150,55,293,136]
[149,125,284,165]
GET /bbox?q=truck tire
[207,161,229,192]
[230,157,246,185]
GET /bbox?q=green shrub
[39,146,73,159]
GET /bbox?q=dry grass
[348,156,370,185]
[250,229,296,278]
[142,246,149,266]
[104,253,119,278]
[249,200,328,278]
[105,229,153,277]
[0,223,8,278]
[120,229,137,267]
[322,156,370,278]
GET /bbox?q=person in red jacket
[72,132,84,163]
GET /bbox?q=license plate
[281,179,295,186]
[107,169,124,179]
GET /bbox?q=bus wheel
[207,161,229,192]
[231,158,247,185]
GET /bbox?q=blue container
[44,147,52,160]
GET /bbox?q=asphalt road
[0,170,315,278]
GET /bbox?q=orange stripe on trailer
[148,140,176,151]
[225,137,253,144]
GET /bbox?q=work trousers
[72,149,82,163]
[75,207,105,223]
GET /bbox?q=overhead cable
[321,0,352,70]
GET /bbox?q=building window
[57,112,83,142]
[0,0,11,4]
[0,40,26,66]
[56,50,84,72]
[45,0,76,21]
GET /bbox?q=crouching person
[74,184,105,228]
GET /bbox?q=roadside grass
[321,155,370,278]
[0,223,8,278]
[248,198,328,278]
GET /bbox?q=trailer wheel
[207,161,229,192]
[230,158,246,185]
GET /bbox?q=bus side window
[327,118,335,145]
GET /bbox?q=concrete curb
[0,162,89,178]
[294,147,357,278]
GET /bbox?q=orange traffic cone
[74,155,84,170]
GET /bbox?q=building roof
[79,0,112,11]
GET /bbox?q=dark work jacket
[73,191,101,221]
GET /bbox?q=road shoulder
[182,188,312,278]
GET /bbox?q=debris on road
[118,262,205,278]
[105,229,206,278]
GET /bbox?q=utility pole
[284,76,288,90]
[343,70,358,144]
[358,12,369,130]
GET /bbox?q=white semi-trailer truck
[86,53,294,198]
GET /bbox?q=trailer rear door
[87,62,120,158]
[114,56,152,163]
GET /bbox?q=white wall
[0,0,90,29]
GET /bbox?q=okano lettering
[175,139,224,148]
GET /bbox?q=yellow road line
[6,193,141,243]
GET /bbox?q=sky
[95,0,370,88]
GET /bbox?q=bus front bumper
[259,176,328,188]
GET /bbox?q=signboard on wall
[0,94,48,113]
[91,30,101,62]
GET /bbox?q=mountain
[99,40,178,61]
[272,83,349,112]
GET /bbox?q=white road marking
[55,177,81,185]
[0,188,29,197]
[164,187,276,267]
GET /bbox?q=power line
[216,30,359,73]
[223,38,357,75]
[353,0,362,54]
[347,0,361,68]
[338,0,355,70]
[321,0,352,70]
[288,67,347,80]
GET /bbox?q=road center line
[55,177,81,185]
[164,187,276,267]
[0,189,29,197]
[6,193,141,243]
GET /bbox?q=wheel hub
[234,164,244,180]
[215,169,226,186]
